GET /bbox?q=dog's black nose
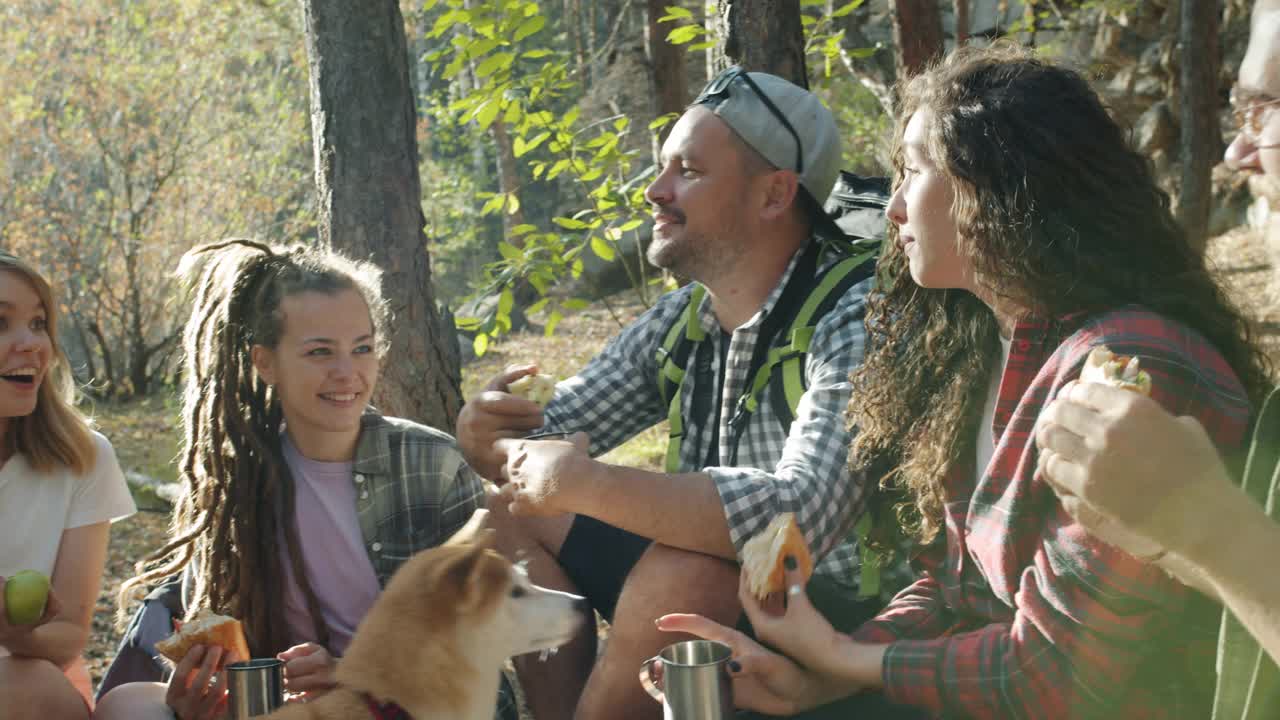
[572,597,590,613]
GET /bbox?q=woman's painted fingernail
[784,555,797,571]
[728,660,742,673]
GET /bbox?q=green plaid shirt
[351,413,487,585]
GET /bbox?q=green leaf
[505,193,521,215]
[831,0,865,18]
[547,158,571,180]
[688,40,717,51]
[618,218,645,232]
[474,99,502,129]
[454,315,483,331]
[513,15,546,42]
[845,46,877,59]
[511,224,537,237]
[666,25,704,44]
[522,49,553,59]
[475,51,516,78]
[613,117,629,133]
[658,6,693,21]
[648,114,676,130]
[498,287,515,319]
[498,242,522,261]
[553,216,590,230]
[518,131,550,156]
[481,193,506,215]
[590,236,616,261]
[562,298,591,311]
[526,298,549,316]
[544,310,563,337]
[473,333,490,357]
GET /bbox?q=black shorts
[558,514,653,622]
[557,515,882,631]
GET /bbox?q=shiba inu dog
[266,509,585,719]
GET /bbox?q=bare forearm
[830,637,887,692]
[565,461,737,559]
[3,621,88,668]
[1176,486,1280,665]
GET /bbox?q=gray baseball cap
[694,67,843,225]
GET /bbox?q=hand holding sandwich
[495,432,594,517]
[1036,378,1232,560]
[164,644,235,720]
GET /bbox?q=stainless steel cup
[226,658,285,718]
[639,640,734,720]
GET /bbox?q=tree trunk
[955,0,969,45]
[645,0,688,151]
[720,0,808,84]
[1177,0,1220,254]
[300,0,463,431]
[892,0,944,77]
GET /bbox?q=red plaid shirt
[851,309,1251,718]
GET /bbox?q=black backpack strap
[656,285,706,473]
[725,241,823,465]
[765,248,878,432]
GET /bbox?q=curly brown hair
[118,239,389,656]
[849,45,1273,543]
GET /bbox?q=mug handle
[639,656,664,703]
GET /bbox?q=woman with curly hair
[95,240,494,720]
[660,44,1271,719]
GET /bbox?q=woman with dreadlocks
[0,252,136,720]
[95,240,489,720]
[659,44,1273,719]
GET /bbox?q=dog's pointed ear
[445,508,490,547]
[452,545,508,614]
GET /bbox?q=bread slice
[508,373,557,407]
[154,609,250,663]
[1081,346,1152,396]
[741,513,814,600]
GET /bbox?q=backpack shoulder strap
[766,247,878,432]
[656,285,706,473]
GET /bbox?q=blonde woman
[0,252,136,719]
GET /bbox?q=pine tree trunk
[646,0,688,150]
[1177,0,1221,254]
[955,0,969,45]
[720,0,808,84]
[300,0,463,431]
[892,0,944,77]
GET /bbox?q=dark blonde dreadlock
[119,239,389,657]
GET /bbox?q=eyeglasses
[695,66,804,175]
[1230,86,1280,142]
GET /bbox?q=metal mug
[639,640,734,720]
[226,658,285,718]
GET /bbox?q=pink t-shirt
[279,435,381,656]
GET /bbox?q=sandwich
[154,609,251,664]
[741,513,814,600]
[1081,346,1152,395]
[508,373,557,407]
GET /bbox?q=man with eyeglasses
[1037,1,1280,717]
[457,68,881,719]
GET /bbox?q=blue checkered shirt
[542,240,871,587]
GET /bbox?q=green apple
[4,570,50,626]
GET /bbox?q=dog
[264,509,586,719]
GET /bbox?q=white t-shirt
[0,430,135,705]
[0,430,136,579]
[975,337,1013,478]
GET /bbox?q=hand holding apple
[0,570,60,647]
